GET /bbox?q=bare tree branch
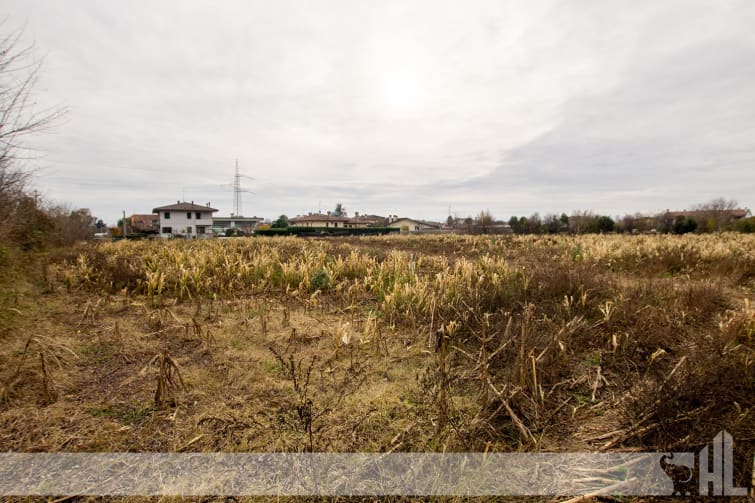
[0,21,67,246]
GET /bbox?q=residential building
[290,211,387,229]
[659,208,751,232]
[662,208,749,220]
[152,201,218,238]
[386,216,443,232]
[129,214,159,234]
[212,216,264,235]
[349,212,386,228]
[290,213,351,228]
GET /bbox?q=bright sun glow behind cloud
[379,70,427,115]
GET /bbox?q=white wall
[386,219,436,231]
[158,210,214,237]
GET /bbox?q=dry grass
[0,233,752,499]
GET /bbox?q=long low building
[212,216,264,235]
[386,217,443,232]
[290,212,384,228]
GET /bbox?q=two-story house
[152,201,218,238]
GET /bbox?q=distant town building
[385,216,443,232]
[212,216,264,235]
[659,207,750,232]
[290,213,350,228]
[152,201,218,238]
[661,208,749,220]
[289,211,385,229]
[129,214,159,234]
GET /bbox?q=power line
[231,159,255,217]
[233,159,242,217]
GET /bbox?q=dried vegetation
[0,233,752,491]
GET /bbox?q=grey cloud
[6,1,755,223]
[455,36,755,215]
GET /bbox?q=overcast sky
[6,0,755,225]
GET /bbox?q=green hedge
[255,227,399,237]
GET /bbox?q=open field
[0,233,753,496]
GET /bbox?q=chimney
[327,211,331,216]
[177,200,180,204]
[355,211,360,218]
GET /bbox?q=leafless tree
[0,23,65,245]
[476,209,495,234]
[693,198,740,231]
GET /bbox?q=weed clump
[309,268,330,291]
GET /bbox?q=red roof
[664,208,749,219]
[290,214,350,223]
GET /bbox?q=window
[187,212,192,219]
[197,226,205,234]
[164,212,170,219]
[196,212,201,219]
[186,227,192,234]
[162,227,172,234]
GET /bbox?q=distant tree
[526,213,542,234]
[672,216,698,234]
[446,215,454,227]
[116,217,130,235]
[596,215,615,233]
[476,209,495,234]
[8,194,53,250]
[619,214,636,233]
[271,215,290,228]
[693,197,740,231]
[509,216,527,234]
[560,213,569,225]
[568,211,593,234]
[543,214,562,234]
[570,211,615,234]
[464,217,474,233]
[49,207,95,243]
[735,216,755,233]
[694,197,738,212]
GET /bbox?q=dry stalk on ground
[141,351,187,407]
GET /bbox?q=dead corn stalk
[143,351,187,407]
[39,352,58,404]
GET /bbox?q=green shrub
[735,216,755,233]
[309,269,330,291]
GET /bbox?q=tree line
[463,199,753,235]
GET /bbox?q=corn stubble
[0,233,752,488]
